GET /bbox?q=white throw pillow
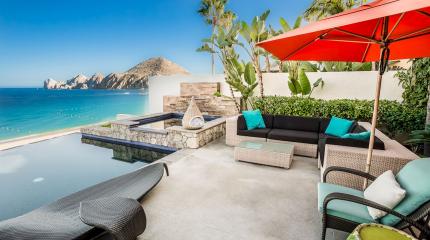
[363,170,406,220]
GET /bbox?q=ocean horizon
[0,88,148,141]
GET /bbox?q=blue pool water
[0,133,168,221]
[0,88,148,140]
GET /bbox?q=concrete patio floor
[135,137,349,240]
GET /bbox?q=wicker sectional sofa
[226,115,418,189]
[322,122,418,189]
[226,114,386,159]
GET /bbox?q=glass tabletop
[237,141,294,154]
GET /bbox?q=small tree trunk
[230,86,241,113]
[211,25,216,75]
[257,68,264,98]
[265,55,270,73]
[426,84,430,126]
[278,61,283,72]
[211,51,215,75]
[372,62,378,71]
[254,55,264,98]
[224,73,240,113]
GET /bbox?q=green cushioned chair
[318,159,430,240]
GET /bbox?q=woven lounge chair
[318,159,430,240]
[0,162,169,240]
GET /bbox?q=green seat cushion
[325,116,354,137]
[342,131,371,141]
[381,158,430,226]
[242,110,266,130]
[318,183,376,224]
[348,224,415,240]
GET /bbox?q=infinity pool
[0,133,169,221]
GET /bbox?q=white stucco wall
[262,71,403,101]
[148,71,404,113]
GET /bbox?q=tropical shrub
[224,57,258,110]
[197,21,242,112]
[239,10,271,97]
[254,96,426,137]
[405,125,430,145]
[285,63,324,97]
[397,58,430,155]
[396,58,430,109]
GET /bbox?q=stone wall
[166,119,226,149]
[180,82,220,96]
[163,95,238,116]
[163,82,239,116]
[81,113,226,149]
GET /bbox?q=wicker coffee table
[234,141,294,169]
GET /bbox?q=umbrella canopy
[257,0,430,188]
[258,0,430,62]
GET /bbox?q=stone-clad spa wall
[81,113,226,149]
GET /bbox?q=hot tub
[81,112,226,149]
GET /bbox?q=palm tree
[303,0,366,22]
[198,0,236,75]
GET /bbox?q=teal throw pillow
[325,116,354,137]
[341,131,371,141]
[242,110,266,130]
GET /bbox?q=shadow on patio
[136,137,346,240]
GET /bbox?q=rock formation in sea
[43,78,70,89]
[87,73,104,88]
[66,74,89,89]
[43,57,189,90]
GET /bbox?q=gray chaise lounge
[0,162,169,240]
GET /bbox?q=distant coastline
[1,58,189,141]
[43,57,189,90]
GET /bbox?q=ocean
[0,88,148,141]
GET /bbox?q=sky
[0,0,312,87]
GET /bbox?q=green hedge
[254,96,426,137]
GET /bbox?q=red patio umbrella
[257,0,430,187]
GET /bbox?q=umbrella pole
[363,45,390,189]
[363,73,383,189]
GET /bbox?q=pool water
[0,133,168,221]
[135,118,182,131]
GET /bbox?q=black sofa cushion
[319,133,385,150]
[319,118,331,133]
[351,124,367,133]
[273,115,320,132]
[237,114,273,131]
[237,128,271,138]
[268,129,319,144]
[332,124,385,149]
